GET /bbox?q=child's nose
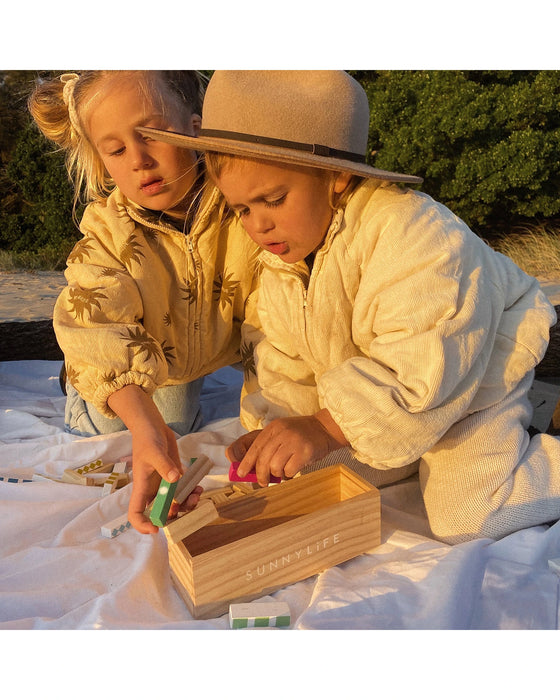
[252,212,274,235]
[131,143,154,169]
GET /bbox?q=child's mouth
[264,242,289,255]
[140,178,164,195]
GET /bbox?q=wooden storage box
[164,463,381,619]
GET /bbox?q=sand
[0,269,560,324]
[0,270,66,322]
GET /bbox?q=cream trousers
[420,370,560,544]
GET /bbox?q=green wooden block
[150,478,178,527]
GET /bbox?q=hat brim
[138,126,423,185]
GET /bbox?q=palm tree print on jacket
[68,286,108,321]
[67,238,95,264]
[241,340,256,379]
[213,272,239,310]
[123,328,163,362]
[120,233,145,269]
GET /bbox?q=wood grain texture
[167,464,381,619]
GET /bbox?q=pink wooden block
[228,462,281,484]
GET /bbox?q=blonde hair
[205,151,363,214]
[28,70,206,217]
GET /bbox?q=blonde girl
[29,71,259,533]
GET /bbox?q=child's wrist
[314,408,349,448]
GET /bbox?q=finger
[267,444,295,479]
[226,437,248,462]
[128,507,158,535]
[227,431,261,464]
[165,433,183,480]
[237,439,265,478]
[127,466,162,533]
[184,489,202,510]
[128,485,159,534]
[171,485,203,515]
[145,453,182,483]
[283,454,305,479]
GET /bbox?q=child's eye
[264,194,286,208]
[109,146,125,157]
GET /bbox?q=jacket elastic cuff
[92,371,159,418]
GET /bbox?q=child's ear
[190,113,202,137]
[333,171,353,194]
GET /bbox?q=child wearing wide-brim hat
[141,70,560,544]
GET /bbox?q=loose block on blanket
[166,464,381,619]
[229,601,291,628]
[101,513,132,539]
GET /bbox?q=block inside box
[166,464,381,619]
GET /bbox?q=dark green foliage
[1,70,559,268]
[353,70,560,233]
[0,70,80,265]
[0,120,79,254]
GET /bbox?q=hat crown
[201,70,370,157]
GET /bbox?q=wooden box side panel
[182,464,375,557]
[173,488,380,619]
[167,542,194,607]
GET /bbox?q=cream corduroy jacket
[54,186,260,417]
[240,180,556,468]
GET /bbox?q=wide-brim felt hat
[138,70,423,184]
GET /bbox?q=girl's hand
[127,421,183,534]
[226,409,349,487]
[107,384,201,534]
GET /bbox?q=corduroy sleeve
[316,206,545,468]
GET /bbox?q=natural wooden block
[232,483,259,494]
[62,460,115,485]
[174,456,214,504]
[101,463,130,496]
[199,486,235,500]
[164,500,220,545]
[166,464,381,619]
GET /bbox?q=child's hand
[106,384,202,534]
[167,485,204,519]
[127,422,185,534]
[226,410,349,487]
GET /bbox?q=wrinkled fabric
[2,360,560,630]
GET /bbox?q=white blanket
[2,360,560,631]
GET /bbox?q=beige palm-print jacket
[54,185,260,418]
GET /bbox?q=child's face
[86,78,201,217]
[216,159,350,264]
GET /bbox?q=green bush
[1,70,559,270]
[0,120,80,254]
[354,70,560,233]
